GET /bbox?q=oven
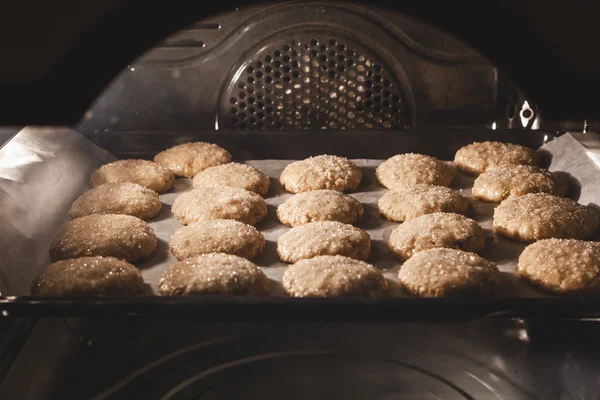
[0,1,599,399]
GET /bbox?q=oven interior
[1,2,600,399]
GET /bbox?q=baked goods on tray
[90,159,175,193]
[398,248,501,298]
[158,253,270,296]
[279,155,362,193]
[154,142,231,178]
[192,162,271,195]
[49,214,157,263]
[376,153,454,190]
[35,138,598,299]
[172,186,267,226]
[277,221,371,263]
[473,164,568,202]
[169,219,265,261]
[282,255,387,298]
[388,212,485,260]
[32,256,145,296]
[378,184,469,222]
[454,141,538,175]
[493,193,599,242]
[518,239,600,295]
[277,190,364,226]
[70,182,162,220]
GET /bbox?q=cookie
[158,253,270,296]
[398,248,500,297]
[90,159,175,193]
[282,255,387,298]
[518,239,600,294]
[473,165,568,202]
[279,155,362,193]
[49,214,157,263]
[375,154,454,190]
[169,219,265,261]
[69,182,162,220]
[378,184,469,222]
[388,212,485,260]
[192,162,270,195]
[154,142,232,178]
[277,221,371,263]
[172,187,267,226]
[31,256,145,296]
[277,190,364,226]
[454,141,538,175]
[493,193,599,242]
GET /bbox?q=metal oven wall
[77,1,525,135]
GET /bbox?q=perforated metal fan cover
[219,35,409,130]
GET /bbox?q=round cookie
[172,187,267,226]
[169,219,265,261]
[473,165,568,202]
[277,221,371,263]
[375,153,454,190]
[158,253,270,296]
[518,239,600,294]
[493,193,599,242]
[31,256,145,296]
[398,248,500,297]
[277,190,364,226]
[70,182,162,220]
[378,184,469,222]
[154,142,232,178]
[49,214,157,263]
[90,159,175,193]
[192,162,270,195]
[279,155,362,193]
[282,255,388,298]
[454,141,538,175]
[388,212,485,260]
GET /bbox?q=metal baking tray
[3,129,600,321]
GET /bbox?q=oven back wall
[77,1,516,135]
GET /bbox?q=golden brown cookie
[90,159,174,193]
[279,155,362,193]
[49,214,157,262]
[169,219,265,261]
[172,187,267,226]
[378,184,469,222]
[375,154,454,190]
[192,162,271,195]
[473,165,568,202]
[277,221,371,263]
[388,212,485,260]
[158,253,270,296]
[277,190,364,226]
[154,142,232,178]
[398,248,501,297]
[493,193,599,242]
[282,255,388,298]
[454,141,538,175]
[31,256,145,296]
[518,239,600,294]
[70,182,162,220]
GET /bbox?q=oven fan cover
[218,31,411,131]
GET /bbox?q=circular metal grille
[222,37,408,130]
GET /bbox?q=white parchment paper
[1,129,599,297]
[0,127,115,295]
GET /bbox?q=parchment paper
[1,128,599,297]
[0,127,115,295]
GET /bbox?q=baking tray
[3,129,600,321]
